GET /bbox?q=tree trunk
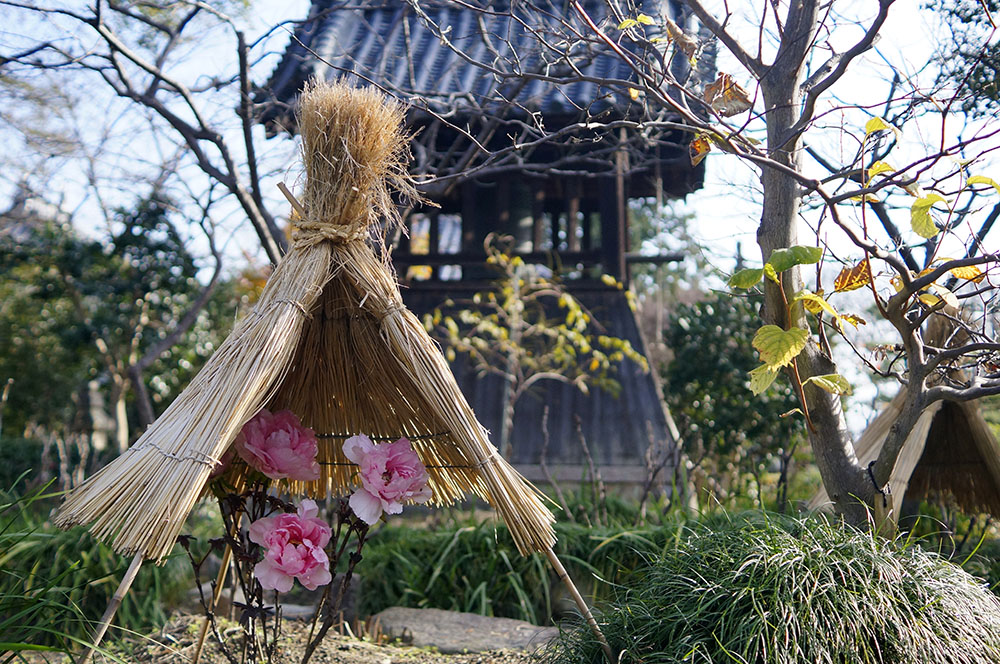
[756,0,873,524]
[111,375,130,453]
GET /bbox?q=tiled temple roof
[257,0,693,132]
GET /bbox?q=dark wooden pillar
[461,180,499,280]
[567,178,581,252]
[532,186,546,250]
[428,210,440,280]
[504,178,533,252]
[598,175,626,281]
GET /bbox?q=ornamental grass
[548,512,1000,664]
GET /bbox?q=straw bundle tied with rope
[55,80,556,561]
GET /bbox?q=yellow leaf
[763,263,779,284]
[617,18,638,29]
[864,117,902,141]
[902,180,925,198]
[834,261,872,293]
[910,193,947,239]
[918,283,959,309]
[866,161,895,184]
[752,325,809,369]
[589,357,600,371]
[947,264,985,283]
[637,13,655,24]
[749,364,779,396]
[794,290,839,318]
[838,313,867,329]
[968,175,1000,196]
[628,87,641,101]
[689,134,711,166]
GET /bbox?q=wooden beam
[392,249,603,268]
[625,252,685,265]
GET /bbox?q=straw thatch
[55,80,556,562]
[810,315,1000,518]
[808,394,1000,518]
[809,393,1000,520]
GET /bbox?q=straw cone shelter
[809,392,1000,519]
[810,315,1000,520]
[55,81,556,562]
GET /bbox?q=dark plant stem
[301,504,369,664]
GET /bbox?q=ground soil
[115,615,543,664]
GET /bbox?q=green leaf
[617,18,638,29]
[804,373,852,396]
[864,117,901,141]
[968,175,1000,195]
[728,268,764,289]
[763,263,779,284]
[910,193,947,239]
[752,325,809,369]
[768,245,823,273]
[749,364,779,395]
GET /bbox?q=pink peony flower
[234,409,321,482]
[248,499,332,592]
[342,435,432,525]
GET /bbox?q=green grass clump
[358,516,687,624]
[0,480,194,649]
[549,512,1000,664]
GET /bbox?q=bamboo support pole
[191,545,235,664]
[545,546,613,663]
[80,551,145,664]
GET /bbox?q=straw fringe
[56,80,555,561]
[56,246,332,559]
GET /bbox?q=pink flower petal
[349,489,383,525]
[298,499,319,520]
[234,409,320,481]
[343,435,375,465]
[254,559,294,593]
[298,564,332,591]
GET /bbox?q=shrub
[549,512,1000,663]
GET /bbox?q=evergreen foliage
[549,513,1000,664]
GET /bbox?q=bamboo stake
[191,545,234,664]
[80,551,145,664]
[544,546,613,663]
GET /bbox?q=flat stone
[371,607,559,654]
